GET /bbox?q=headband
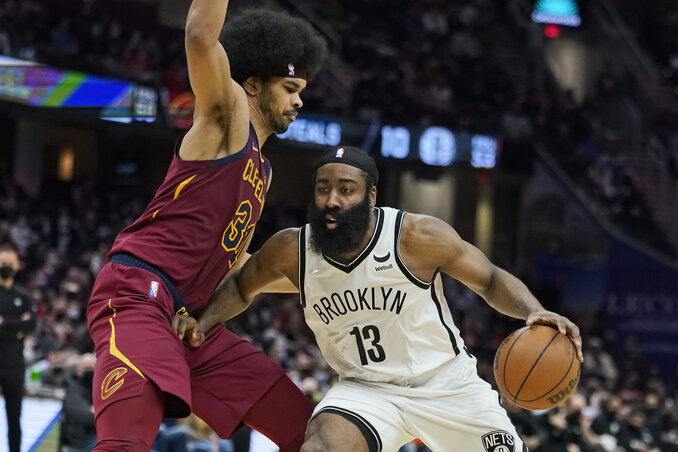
[315,146,379,184]
[279,63,307,80]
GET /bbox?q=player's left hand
[526,310,583,363]
[172,314,206,347]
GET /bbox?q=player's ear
[242,77,261,96]
[369,186,377,207]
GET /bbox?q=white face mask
[67,307,81,320]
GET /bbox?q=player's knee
[300,437,327,452]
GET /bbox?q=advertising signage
[0,54,499,169]
[275,117,500,169]
[0,55,156,123]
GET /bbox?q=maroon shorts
[87,262,287,436]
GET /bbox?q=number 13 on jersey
[350,325,386,365]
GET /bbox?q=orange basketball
[493,325,580,410]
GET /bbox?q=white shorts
[312,355,526,452]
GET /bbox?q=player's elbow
[481,266,499,298]
[185,18,216,51]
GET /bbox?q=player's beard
[307,193,373,261]
[259,83,290,134]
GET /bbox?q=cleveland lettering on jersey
[242,158,266,204]
[312,286,407,325]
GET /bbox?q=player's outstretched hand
[172,314,206,347]
[526,310,583,363]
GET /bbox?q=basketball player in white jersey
[174,146,584,452]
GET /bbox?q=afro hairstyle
[221,8,328,84]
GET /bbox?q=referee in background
[0,244,37,452]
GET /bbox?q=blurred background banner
[605,238,678,380]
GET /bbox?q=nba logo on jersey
[288,63,295,76]
[149,281,159,298]
[481,430,515,452]
[335,147,345,158]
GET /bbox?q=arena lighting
[419,126,457,166]
[531,0,581,27]
[380,124,498,168]
[380,126,411,159]
[544,24,562,38]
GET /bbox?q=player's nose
[325,190,341,209]
[292,93,303,109]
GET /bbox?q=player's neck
[248,102,272,147]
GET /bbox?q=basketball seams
[512,330,560,403]
[516,335,576,404]
[494,325,581,410]
[500,326,532,399]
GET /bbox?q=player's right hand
[172,314,206,347]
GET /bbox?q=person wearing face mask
[61,353,97,452]
[0,244,37,452]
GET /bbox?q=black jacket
[0,284,37,368]
[61,375,96,449]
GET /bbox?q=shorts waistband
[109,253,190,317]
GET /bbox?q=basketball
[493,325,580,411]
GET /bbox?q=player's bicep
[238,229,299,299]
[185,38,236,116]
[405,214,495,295]
[441,239,497,296]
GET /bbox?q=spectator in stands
[0,244,37,452]
[583,337,619,385]
[61,353,97,452]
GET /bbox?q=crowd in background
[1,175,678,451]
[1,0,673,257]
[2,0,678,450]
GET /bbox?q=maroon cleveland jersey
[109,124,270,313]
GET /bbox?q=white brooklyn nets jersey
[299,207,466,385]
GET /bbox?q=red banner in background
[167,91,195,129]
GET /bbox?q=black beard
[307,195,373,260]
[259,85,290,134]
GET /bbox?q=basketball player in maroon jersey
[86,2,327,450]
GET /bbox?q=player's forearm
[197,270,252,332]
[483,267,545,319]
[262,276,298,293]
[185,0,230,48]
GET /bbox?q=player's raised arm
[182,0,250,161]
[185,0,237,114]
[399,213,582,361]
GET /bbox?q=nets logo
[481,430,515,452]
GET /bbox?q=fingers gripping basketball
[493,325,580,410]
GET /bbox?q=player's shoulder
[266,227,301,251]
[259,227,301,268]
[399,212,464,271]
[400,212,453,244]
